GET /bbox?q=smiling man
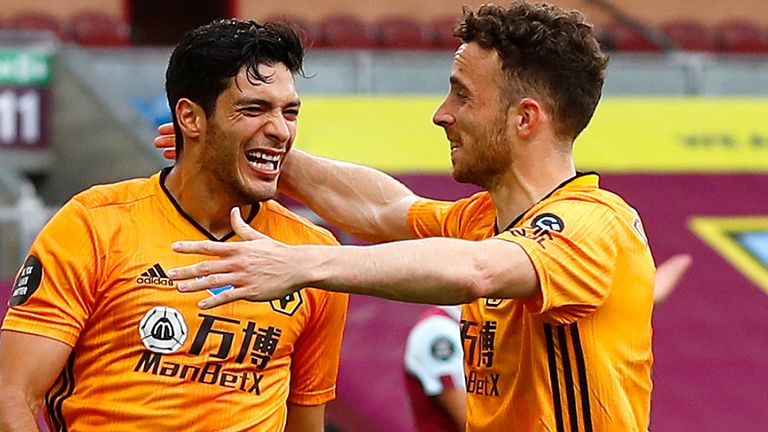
[166,3,656,431]
[0,20,347,432]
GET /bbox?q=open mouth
[245,150,281,172]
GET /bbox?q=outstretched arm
[279,149,420,243]
[154,123,420,243]
[169,208,538,308]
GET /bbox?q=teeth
[250,151,280,162]
[251,161,275,170]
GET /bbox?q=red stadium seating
[714,20,768,54]
[265,15,326,49]
[661,19,718,52]
[70,11,131,47]
[595,26,618,51]
[429,16,461,50]
[8,12,69,41]
[376,17,433,50]
[318,15,378,49]
[601,21,662,52]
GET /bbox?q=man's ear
[175,98,206,141]
[512,97,543,138]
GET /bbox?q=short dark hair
[456,1,608,139]
[165,19,305,155]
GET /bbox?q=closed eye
[284,109,300,121]
[449,76,470,102]
[239,106,265,115]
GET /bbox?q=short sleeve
[496,201,622,324]
[403,315,465,396]
[407,192,492,239]
[407,198,455,238]
[2,198,101,347]
[287,288,349,406]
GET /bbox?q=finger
[153,134,174,148]
[158,122,174,135]
[163,148,177,160]
[231,207,265,241]
[653,253,693,303]
[167,259,231,281]
[176,273,233,293]
[172,240,237,257]
[198,287,250,310]
[657,254,693,284]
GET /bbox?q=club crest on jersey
[485,298,505,308]
[139,306,188,354]
[9,255,43,307]
[270,292,303,316]
[431,336,456,361]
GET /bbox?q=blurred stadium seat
[70,11,131,46]
[602,21,662,52]
[429,16,461,50]
[8,12,69,41]
[596,25,618,51]
[319,15,378,49]
[714,20,768,54]
[376,17,432,50]
[661,19,718,52]
[265,14,326,49]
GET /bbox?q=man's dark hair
[456,1,608,140]
[165,19,305,156]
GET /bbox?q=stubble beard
[450,115,510,191]
[204,122,276,205]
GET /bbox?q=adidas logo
[136,263,174,287]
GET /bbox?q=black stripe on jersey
[148,267,158,278]
[45,353,75,432]
[153,263,167,278]
[44,372,67,431]
[45,360,69,431]
[545,323,595,432]
[544,324,565,432]
[570,324,593,432]
[557,325,580,431]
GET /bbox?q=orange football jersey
[408,173,655,432]
[3,169,348,431]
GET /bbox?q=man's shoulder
[536,173,637,221]
[419,190,494,221]
[71,175,157,211]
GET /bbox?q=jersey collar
[495,171,599,234]
[157,167,261,242]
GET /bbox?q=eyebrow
[449,75,468,90]
[236,98,301,109]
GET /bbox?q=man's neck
[164,163,253,238]
[489,153,576,232]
